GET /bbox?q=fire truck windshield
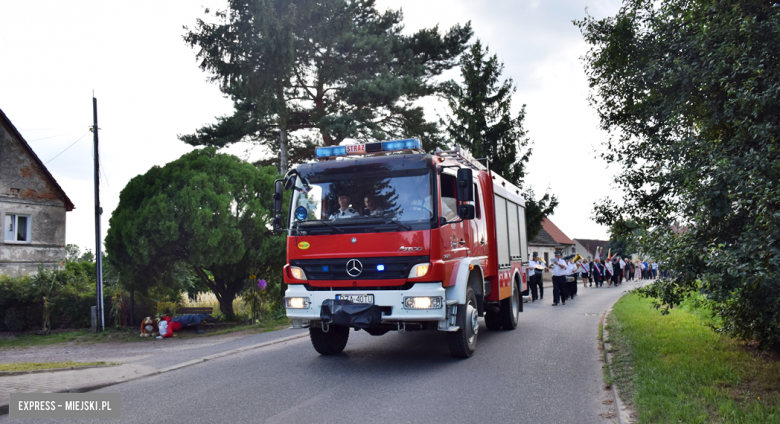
[289,168,435,230]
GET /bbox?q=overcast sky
[0,0,622,253]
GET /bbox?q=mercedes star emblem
[346,259,363,277]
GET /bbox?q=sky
[0,0,623,253]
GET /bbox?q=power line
[98,145,109,188]
[44,131,90,164]
[28,133,71,142]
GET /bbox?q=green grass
[0,329,139,349]
[0,361,113,372]
[0,317,291,349]
[608,293,780,423]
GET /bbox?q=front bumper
[285,282,448,323]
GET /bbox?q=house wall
[573,240,593,259]
[0,123,67,277]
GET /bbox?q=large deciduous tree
[442,40,557,240]
[105,148,285,319]
[577,0,780,347]
[181,0,472,173]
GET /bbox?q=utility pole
[93,96,104,332]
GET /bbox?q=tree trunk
[193,266,239,321]
[218,295,236,321]
[129,289,135,326]
[277,83,289,175]
[279,125,288,175]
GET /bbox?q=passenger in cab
[364,195,384,216]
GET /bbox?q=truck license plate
[335,294,374,303]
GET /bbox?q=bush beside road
[608,293,780,423]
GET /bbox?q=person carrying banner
[604,257,614,287]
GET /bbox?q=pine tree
[442,40,556,240]
[181,0,472,173]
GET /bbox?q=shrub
[3,307,27,332]
[0,268,109,332]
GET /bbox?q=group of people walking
[526,247,660,307]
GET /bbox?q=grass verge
[0,361,112,372]
[608,292,780,423]
[0,317,291,349]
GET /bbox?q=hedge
[0,267,109,333]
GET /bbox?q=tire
[484,309,502,331]
[448,286,479,358]
[499,280,520,330]
[310,324,349,355]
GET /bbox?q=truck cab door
[439,172,468,263]
[469,179,488,258]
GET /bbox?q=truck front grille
[290,256,429,280]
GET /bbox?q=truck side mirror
[273,180,284,214]
[456,168,474,202]
[458,204,475,220]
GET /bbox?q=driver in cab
[329,194,359,220]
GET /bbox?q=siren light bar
[315,138,422,159]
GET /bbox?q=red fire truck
[272,139,529,358]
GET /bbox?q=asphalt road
[4,279,644,424]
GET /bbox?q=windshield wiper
[379,219,412,231]
[297,220,344,233]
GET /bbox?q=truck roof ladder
[434,146,488,172]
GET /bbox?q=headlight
[294,206,308,221]
[403,296,442,309]
[408,263,430,278]
[290,266,307,280]
[285,297,310,309]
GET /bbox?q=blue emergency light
[315,138,421,159]
[382,139,421,151]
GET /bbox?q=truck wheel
[310,325,349,355]
[485,310,502,331]
[499,280,520,330]
[448,286,479,358]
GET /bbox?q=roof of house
[573,238,610,258]
[0,108,75,211]
[528,227,557,247]
[541,217,574,245]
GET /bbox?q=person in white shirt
[618,256,626,285]
[329,194,359,220]
[550,251,568,306]
[527,252,545,302]
[604,259,613,287]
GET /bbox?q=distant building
[573,238,610,260]
[0,109,74,277]
[529,218,575,281]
